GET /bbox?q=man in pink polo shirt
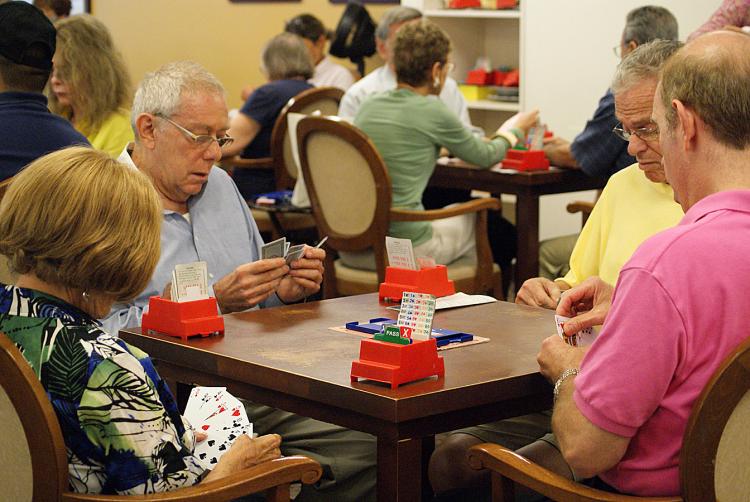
[540,30,750,496]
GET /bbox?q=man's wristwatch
[553,368,580,401]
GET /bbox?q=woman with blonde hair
[48,15,133,156]
[0,147,280,494]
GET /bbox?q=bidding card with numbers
[397,291,436,341]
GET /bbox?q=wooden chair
[0,176,14,285]
[221,87,344,240]
[467,335,750,502]
[566,190,602,229]
[0,332,322,502]
[297,115,503,300]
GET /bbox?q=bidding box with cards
[351,292,445,388]
[142,261,224,340]
[379,237,456,302]
[183,387,253,470]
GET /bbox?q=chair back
[297,116,391,283]
[271,87,344,190]
[680,335,750,502]
[0,332,68,501]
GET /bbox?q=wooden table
[430,161,607,286]
[120,294,555,501]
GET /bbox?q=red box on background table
[501,149,550,171]
[141,296,224,341]
[378,265,455,302]
[351,338,445,389]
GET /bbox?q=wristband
[553,368,579,401]
[492,130,519,148]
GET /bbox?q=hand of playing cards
[261,236,307,264]
[555,314,597,348]
[183,387,253,470]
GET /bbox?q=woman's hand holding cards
[203,433,282,482]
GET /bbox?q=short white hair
[131,61,225,134]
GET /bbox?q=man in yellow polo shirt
[515,39,684,309]
[429,39,685,499]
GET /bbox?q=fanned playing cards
[183,387,253,470]
[261,237,306,264]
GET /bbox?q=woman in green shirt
[350,20,537,270]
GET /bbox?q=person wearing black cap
[285,13,356,91]
[0,0,88,181]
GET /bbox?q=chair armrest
[566,201,595,216]
[468,444,681,502]
[390,197,501,222]
[62,455,322,502]
[220,156,274,171]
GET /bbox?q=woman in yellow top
[47,15,133,157]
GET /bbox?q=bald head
[659,30,750,150]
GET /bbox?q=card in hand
[285,244,305,264]
[262,237,287,259]
[554,314,596,347]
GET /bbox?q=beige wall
[92,0,392,109]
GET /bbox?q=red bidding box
[141,296,224,341]
[378,265,456,302]
[351,338,445,389]
[501,149,550,171]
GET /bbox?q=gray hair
[611,39,683,94]
[131,61,225,133]
[622,6,678,46]
[375,6,422,41]
[261,33,314,81]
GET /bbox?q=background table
[120,294,556,501]
[430,161,607,287]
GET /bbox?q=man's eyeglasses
[612,122,659,142]
[157,115,234,148]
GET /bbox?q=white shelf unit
[423,8,520,19]
[403,1,525,133]
[466,99,519,112]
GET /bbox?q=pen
[314,236,328,249]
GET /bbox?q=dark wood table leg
[421,435,435,501]
[377,436,423,501]
[515,193,541,287]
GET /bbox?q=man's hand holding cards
[261,236,305,264]
[554,314,597,347]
